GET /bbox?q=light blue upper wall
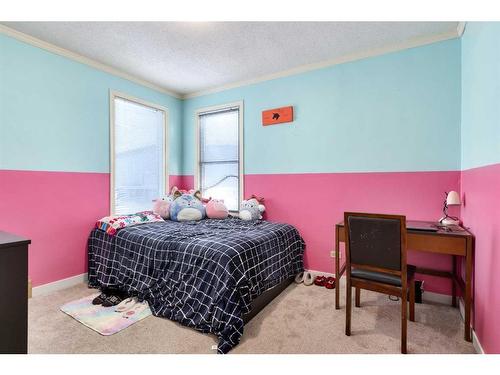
[182,39,462,175]
[461,22,500,170]
[0,34,183,174]
[1,32,463,176]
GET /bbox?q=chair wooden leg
[355,287,361,307]
[401,288,408,354]
[409,281,415,322]
[346,282,352,336]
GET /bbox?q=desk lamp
[439,191,461,225]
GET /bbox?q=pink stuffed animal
[205,199,229,219]
[153,186,181,219]
[153,195,173,219]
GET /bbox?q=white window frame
[194,101,244,211]
[109,90,169,215]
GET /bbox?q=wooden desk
[334,220,474,342]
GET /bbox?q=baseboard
[458,297,465,321]
[318,269,456,306]
[422,291,453,305]
[32,273,88,297]
[305,269,336,278]
[472,329,485,354]
[456,298,484,354]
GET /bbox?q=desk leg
[464,239,473,342]
[335,225,340,310]
[452,255,457,308]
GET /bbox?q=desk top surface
[336,219,473,237]
[0,231,31,249]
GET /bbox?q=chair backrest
[344,212,407,275]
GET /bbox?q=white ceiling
[2,22,459,96]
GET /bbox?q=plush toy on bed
[239,196,266,221]
[152,186,184,219]
[152,195,174,219]
[170,190,206,222]
[205,199,229,219]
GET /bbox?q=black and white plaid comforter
[87,217,304,353]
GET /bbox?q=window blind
[113,97,165,215]
[199,107,240,211]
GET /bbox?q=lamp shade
[446,191,461,206]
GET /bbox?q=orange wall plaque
[262,106,294,126]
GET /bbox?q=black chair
[344,212,416,354]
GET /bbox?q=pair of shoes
[92,290,127,307]
[102,294,125,307]
[314,275,327,286]
[295,271,314,286]
[114,297,150,318]
[325,277,336,289]
[314,275,336,289]
[92,293,107,305]
[114,297,138,312]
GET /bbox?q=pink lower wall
[0,169,461,295]
[461,163,500,353]
[0,170,109,286]
[0,171,188,287]
[244,171,461,294]
[3,167,494,348]
[169,175,194,192]
[174,171,461,294]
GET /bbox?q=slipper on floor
[294,272,305,284]
[314,275,327,286]
[325,277,336,289]
[92,293,107,305]
[102,294,125,307]
[303,272,314,286]
[114,297,138,312]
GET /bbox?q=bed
[87,216,305,353]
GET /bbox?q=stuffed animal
[171,186,213,202]
[152,195,173,219]
[152,186,182,219]
[239,198,266,221]
[170,190,206,222]
[205,199,229,219]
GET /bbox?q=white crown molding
[457,22,467,37]
[0,24,183,99]
[1,23,463,101]
[183,28,461,99]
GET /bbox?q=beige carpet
[28,282,475,354]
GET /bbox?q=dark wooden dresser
[0,231,30,354]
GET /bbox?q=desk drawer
[408,233,466,256]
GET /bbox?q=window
[196,102,243,211]
[110,92,167,215]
